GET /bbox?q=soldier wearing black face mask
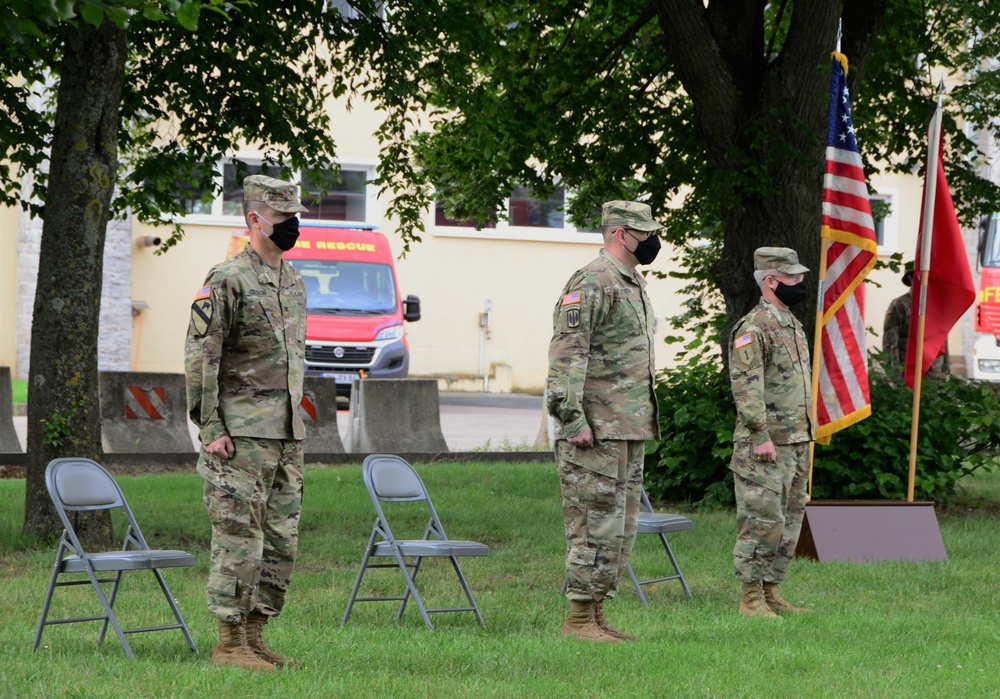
[726,246,814,620]
[185,174,308,671]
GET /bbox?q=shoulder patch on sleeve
[562,290,581,306]
[734,332,752,349]
[194,285,212,301]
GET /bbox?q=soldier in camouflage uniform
[185,175,308,671]
[729,247,814,619]
[547,200,661,643]
[882,263,949,380]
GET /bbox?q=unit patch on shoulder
[191,288,214,337]
[566,307,581,329]
[734,332,753,349]
[562,290,581,306]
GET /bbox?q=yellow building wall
[0,203,18,371]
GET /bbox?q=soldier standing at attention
[729,247,814,619]
[185,174,308,670]
[547,200,662,643]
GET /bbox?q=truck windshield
[289,259,398,315]
[984,214,1000,268]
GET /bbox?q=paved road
[10,393,550,453]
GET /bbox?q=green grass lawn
[10,378,27,406]
[1,462,998,698]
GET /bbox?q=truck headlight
[978,359,1000,374]
[375,324,404,342]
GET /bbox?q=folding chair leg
[659,533,692,599]
[98,570,124,645]
[342,547,375,626]
[391,549,434,630]
[396,556,423,621]
[84,567,135,659]
[151,569,199,653]
[33,568,60,651]
[449,557,486,626]
[625,563,650,607]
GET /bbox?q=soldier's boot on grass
[762,582,812,614]
[592,599,639,641]
[739,581,781,620]
[212,619,275,671]
[246,612,299,668]
[562,601,621,643]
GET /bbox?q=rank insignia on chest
[191,293,213,337]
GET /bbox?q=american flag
[815,53,879,441]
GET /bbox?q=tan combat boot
[762,582,812,614]
[738,581,781,620]
[592,599,639,641]
[245,612,299,668]
[212,619,275,671]
[562,601,621,643]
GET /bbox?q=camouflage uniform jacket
[185,243,307,445]
[546,249,659,441]
[729,297,814,447]
[883,292,949,377]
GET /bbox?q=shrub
[645,352,1000,505]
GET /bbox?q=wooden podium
[795,500,947,562]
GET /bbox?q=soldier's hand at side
[567,425,594,448]
[753,440,776,462]
[206,435,235,460]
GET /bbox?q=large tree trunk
[23,18,127,541]
[654,0,888,359]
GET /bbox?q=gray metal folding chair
[625,487,693,606]
[342,454,490,630]
[33,458,198,659]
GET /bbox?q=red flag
[905,140,976,388]
[815,53,878,440]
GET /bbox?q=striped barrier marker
[299,392,317,422]
[125,386,166,420]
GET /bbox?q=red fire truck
[973,213,1000,381]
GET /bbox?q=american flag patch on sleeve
[562,291,581,305]
[734,332,752,349]
[194,285,211,301]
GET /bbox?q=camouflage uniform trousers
[199,436,304,623]
[732,441,809,583]
[557,439,644,601]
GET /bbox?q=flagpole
[808,237,829,499]
[906,79,945,502]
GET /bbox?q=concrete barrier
[100,372,195,454]
[0,367,22,452]
[301,377,345,454]
[345,378,449,453]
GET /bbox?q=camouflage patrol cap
[754,247,809,274]
[244,174,308,213]
[601,200,663,232]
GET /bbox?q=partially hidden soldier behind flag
[728,247,814,619]
[185,174,308,671]
[547,200,662,643]
[882,261,950,381]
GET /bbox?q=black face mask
[774,280,808,307]
[257,214,300,252]
[627,232,661,265]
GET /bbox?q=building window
[869,191,898,254]
[222,162,282,217]
[434,203,496,229]
[509,186,565,228]
[300,168,368,222]
[173,169,215,216]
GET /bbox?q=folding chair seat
[625,487,693,606]
[33,458,198,659]
[342,454,490,630]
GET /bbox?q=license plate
[320,372,360,384]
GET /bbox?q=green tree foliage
[644,353,1000,506]
[1,0,351,538]
[333,0,1000,341]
